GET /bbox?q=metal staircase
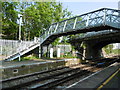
[4,8,120,61]
[4,43,40,61]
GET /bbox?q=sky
[57,0,120,16]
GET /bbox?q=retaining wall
[1,59,80,80]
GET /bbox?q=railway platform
[1,59,52,69]
[1,58,80,80]
[0,58,79,69]
[66,63,120,89]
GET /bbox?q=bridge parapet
[40,8,120,45]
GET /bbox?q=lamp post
[18,14,22,61]
[18,15,22,41]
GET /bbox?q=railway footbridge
[2,8,120,61]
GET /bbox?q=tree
[2,2,19,39]
[18,2,72,41]
[2,1,72,41]
[103,44,113,54]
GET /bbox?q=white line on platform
[64,70,102,89]
[64,64,114,89]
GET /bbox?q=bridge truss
[40,8,120,45]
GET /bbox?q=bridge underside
[69,31,120,60]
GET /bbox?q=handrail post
[40,37,43,44]
[51,26,53,34]
[86,15,89,26]
[48,25,52,35]
[44,31,47,39]
[73,17,77,29]
[48,26,51,36]
[103,9,106,25]
[63,21,67,32]
[54,23,59,33]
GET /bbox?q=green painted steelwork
[40,8,120,45]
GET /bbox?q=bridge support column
[46,45,49,57]
[85,42,103,60]
[50,48,53,58]
[39,45,43,58]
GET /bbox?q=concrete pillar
[57,47,60,58]
[39,45,43,58]
[46,45,49,57]
[50,48,53,58]
[85,43,102,60]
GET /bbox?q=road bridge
[3,8,120,61]
[69,30,120,60]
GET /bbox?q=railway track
[88,58,119,67]
[1,58,119,90]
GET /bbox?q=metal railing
[39,8,120,44]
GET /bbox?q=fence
[0,39,36,60]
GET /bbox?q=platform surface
[66,63,120,89]
[0,58,75,69]
[0,59,55,69]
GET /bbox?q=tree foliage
[2,2,19,39]
[103,44,114,54]
[2,1,72,41]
